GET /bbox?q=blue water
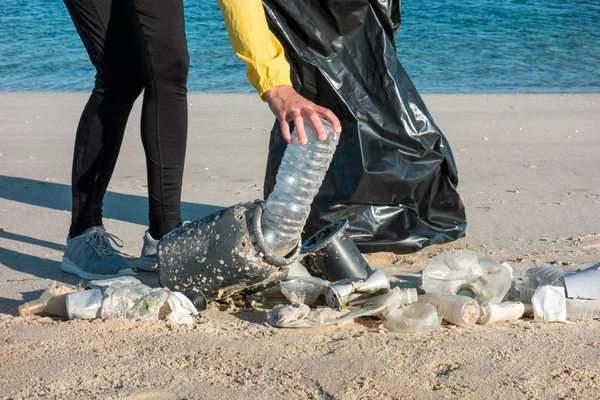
[1,0,599,93]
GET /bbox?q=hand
[264,85,342,144]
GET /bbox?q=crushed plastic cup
[422,250,512,303]
[478,301,525,325]
[384,303,441,333]
[280,277,327,306]
[418,292,480,327]
[66,289,103,319]
[325,269,390,309]
[532,285,567,322]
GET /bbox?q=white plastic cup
[384,303,441,333]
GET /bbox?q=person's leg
[132,0,189,240]
[64,0,145,238]
[61,0,144,278]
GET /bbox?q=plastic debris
[384,303,441,333]
[325,269,391,309]
[566,298,600,320]
[562,263,600,300]
[280,277,327,306]
[18,281,75,317]
[478,301,525,325]
[532,286,567,323]
[422,250,512,303]
[418,292,480,327]
[66,289,103,320]
[267,287,407,328]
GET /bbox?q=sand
[0,92,599,399]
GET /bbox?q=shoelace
[89,229,125,257]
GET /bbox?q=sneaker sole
[133,256,158,272]
[61,256,136,280]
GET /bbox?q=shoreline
[1,92,599,399]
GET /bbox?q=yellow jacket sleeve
[217,0,293,100]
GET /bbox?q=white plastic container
[261,118,339,257]
[384,303,441,333]
[418,292,480,326]
[478,301,525,325]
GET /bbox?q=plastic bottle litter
[325,269,392,309]
[66,289,103,319]
[384,303,441,333]
[18,281,75,317]
[523,266,568,288]
[261,118,340,257]
[280,277,327,306]
[532,285,567,322]
[519,267,569,303]
[562,263,600,300]
[478,301,525,325]
[418,292,480,327]
[565,298,600,320]
[421,250,512,303]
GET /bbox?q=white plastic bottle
[478,301,525,325]
[261,118,340,256]
[566,299,600,320]
[418,292,480,326]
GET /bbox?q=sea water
[1,0,598,93]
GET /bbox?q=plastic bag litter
[532,286,567,323]
[100,281,170,321]
[164,292,199,324]
[422,250,513,303]
[262,0,466,253]
[267,287,406,328]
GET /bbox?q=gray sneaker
[135,230,159,272]
[61,226,135,280]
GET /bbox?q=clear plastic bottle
[18,281,74,317]
[418,292,480,326]
[566,299,600,320]
[261,118,340,257]
[523,266,568,288]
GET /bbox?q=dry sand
[0,92,599,399]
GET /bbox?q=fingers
[279,115,292,144]
[292,113,307,145]
[315,106,342,134]
[303,109,327,140]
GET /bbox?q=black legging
[64,0,189,239]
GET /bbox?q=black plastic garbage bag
[262,0,467,254]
